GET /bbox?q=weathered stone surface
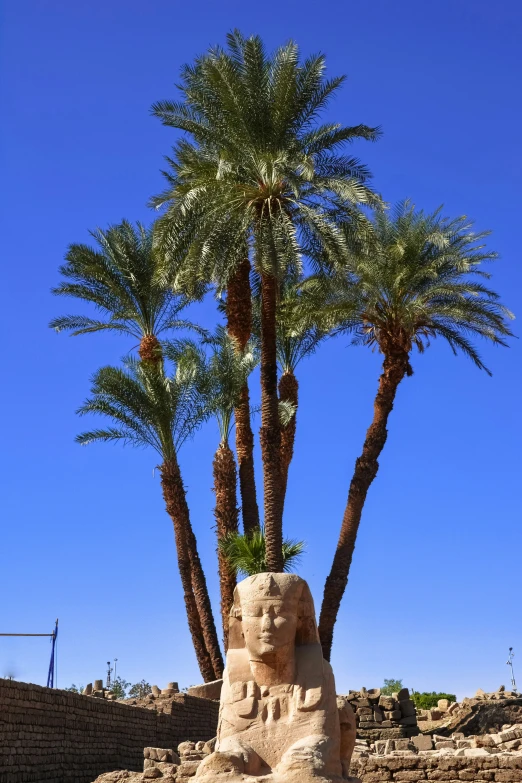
[196,573,348,783]
[399,700,416,719]
[412,736,433,752]
[187,680,223,701]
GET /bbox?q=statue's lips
[258,633,276,643]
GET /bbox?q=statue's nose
[261,612,273,631]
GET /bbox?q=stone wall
[343,687,418,740]
[350,752,522,782]
[0,678,219,783]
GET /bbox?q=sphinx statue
[196,573,358,783]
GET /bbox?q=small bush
[411,691,456,710]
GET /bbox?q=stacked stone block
[343,687,418,740]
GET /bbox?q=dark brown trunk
[160,458,224,679]
[260,272,284,572]
[213,443,239,650]
[278,370,298,512]
[226,258,260,536]
[318,352,410,660]
[185,515,224,679]
[160,459,216,682]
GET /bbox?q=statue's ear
[228,586,245,650]
[296,581,320,646]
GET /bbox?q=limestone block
[396,688,410,701]
[379,696,396,711]
[399,699,416,718]
[83,684,93,696]
[151,686,161,697]
[94,680,103,691]
[187,680,223,701]
[385,710,402,720]
[411,735,432,751]
[437,699,449,711]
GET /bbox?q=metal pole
[507,648,517,693]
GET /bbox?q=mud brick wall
[0,677,219,783]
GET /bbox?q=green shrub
[411,691,456,710]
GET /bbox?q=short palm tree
[276,280,329,505]
[220,528,304,578]
[315,202,514,660]
[50,220,200,362]
[76,356,224,681]
[168,329,258,649]
[151,31,380,571]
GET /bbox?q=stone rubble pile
[343,687,418,738]
[92,730,522,783]
[354,722,522,757]
[80,681,180,705]
[93,741,214,782]
[417,686,521,724]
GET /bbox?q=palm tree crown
[150,30,381,286]
[76,355,208,458]
[310,202,514,373]
[50,220,199,360]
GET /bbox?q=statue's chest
[222,680,324,730]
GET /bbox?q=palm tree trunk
[278,369,298,511]
[226,258,260,535]
[213,442,239,650]
[260,272,284,572]
[160,459,216,682]
[160,458,224,679]
[318,351,410,660]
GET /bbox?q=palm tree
[220,528,304,578]
[50,220,225,675]
[275,280,329,506]
[170,329,258,649]
[151,31,380,570]
[315,202,514,660]
[75,356,224,681]
[50,220,201,362]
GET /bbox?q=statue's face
[241,600,298,658]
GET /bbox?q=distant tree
[64,684,84,694]
[381,679,403,696]
[111,677,130,699]
[411,691,456,710]
[128,680,152,699]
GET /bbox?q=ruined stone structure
[196,572,358,783]
[341,687,418,741]
[0,677,218,783]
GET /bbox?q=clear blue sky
[1,0,520,699]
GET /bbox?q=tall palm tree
[50,220,224,674]
[169,329,258,649]
[75,356,224,681]
[314,202,514,660]
[50,220,201,362]
[151,31,380,570]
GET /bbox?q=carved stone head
[228,573,319,661]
